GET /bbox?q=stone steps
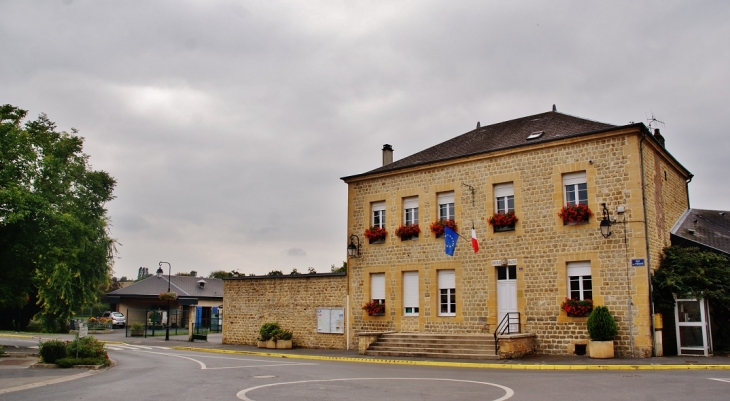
[364,333,500,360]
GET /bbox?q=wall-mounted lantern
[600,203,613,238]
[347,234,361,258]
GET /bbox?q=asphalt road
[2,343,730,401]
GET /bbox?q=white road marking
[237,378,515,401]
[0,371,98,395]
[709,378,730,384]
[106,344,170,351]
[132,350,315,370]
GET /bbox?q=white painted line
[709,378,730,384]
[205,363,318,371]
[0,371,98,395]
[106,344,170,351]
[133,350,314,370]
[237,378,514,401]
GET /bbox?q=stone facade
[343,121,691,357]
[223,273,348,349]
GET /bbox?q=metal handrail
[494,312,521,355]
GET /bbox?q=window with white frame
[403,196,419,226]
[438,192,455,221]
[567,261,592,300]
[370,273,385,314]
[563,172,587,206]
[400,196,419,240]
[372,201,386,228]
[403,272,419,316]
[438,270,456,316]
[494,183,514,214]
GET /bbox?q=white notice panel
[316,308,344,334]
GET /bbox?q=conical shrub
[586,305,618,341]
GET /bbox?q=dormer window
[198,279,206,289]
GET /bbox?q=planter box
[257,341,266,348]
[588,340,614,359]
[266,339,277,349]
[130,330,144,337]
[276,339,292,349]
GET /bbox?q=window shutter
[372,201,386,212]
[494,183,514,198]
[563,172,586,186]
[403,272,418,308]
[371,273,385,300]
[437,192,454,205]
[438,270,455,289]
[567,261,591,277]
[403,196,418,209]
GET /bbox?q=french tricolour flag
[471,228,479,253]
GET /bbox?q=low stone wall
[498,333,536,359]
[223,273,348,349]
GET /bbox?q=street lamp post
[156,261,172,341]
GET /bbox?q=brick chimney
[382,144,393,166]
[653,129,665,148]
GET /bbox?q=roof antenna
[646,112,665,130]
[552,104,557,112]
[476,121,480,128]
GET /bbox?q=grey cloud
[2,1,729,279]
[286,248,307,257]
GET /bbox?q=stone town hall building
[340,109,691,357]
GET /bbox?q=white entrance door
[675,298,712,356]
[497,265,518,332]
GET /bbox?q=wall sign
[631,258,645,267]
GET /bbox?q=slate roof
[108,275,223,299]
[342,111,636,180]
[671,209,730,256]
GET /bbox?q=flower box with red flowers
[558,204,593,225]
[362,300,385,316]
[364,226,387,244]
[488,211,518,232]
[395,223,421,240]
[561,297,593,317]
[429,219,458,238]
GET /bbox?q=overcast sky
[2,1,729,279]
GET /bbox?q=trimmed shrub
[67,336,106,359]
[586,305,618,341]
[276,329,293,341]
[39,339,68,364]
[259,322,280,341]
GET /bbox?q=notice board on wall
[316,308,344,334]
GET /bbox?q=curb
[170,347,730,371]
[0,334,36,339]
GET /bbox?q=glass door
[675,298,711,356]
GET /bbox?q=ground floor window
[438,270,456,316]
[403,271,419,316]
[567,261,592,300]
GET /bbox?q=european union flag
[444,226,459,256]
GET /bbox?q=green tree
[209,270,233,279]
[653,246,730,310]
[0,104,117,331]
[331,261,347,273]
